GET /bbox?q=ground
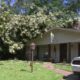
[0,60,62,80]
[43,62,80,80]
[53,63,72,72]
[0,60,80,80]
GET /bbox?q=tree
[0,0,80,54]
[0,10,53,53]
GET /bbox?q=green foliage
[0,11,54,53]
[0,9,78,53]
[0,0,79,54]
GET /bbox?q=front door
[60,44,67,62]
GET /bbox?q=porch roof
[28,28,80,45]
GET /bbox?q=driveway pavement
[63,74,80,80]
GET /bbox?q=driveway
[43,62,80,80]
[63,74,80,80]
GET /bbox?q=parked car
[71,57,80,74]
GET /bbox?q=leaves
[0,0,79,54]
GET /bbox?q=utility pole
[30,42,36,72]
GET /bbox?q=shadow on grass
[20,69,31,73]
[63,74,80,80]
[0,63,4,65]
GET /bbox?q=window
[73,60,80,65]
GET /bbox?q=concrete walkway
[43,62,80,80]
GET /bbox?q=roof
[27,27,80,45]
[48,27,80,33]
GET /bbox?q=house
[27,27,80,63]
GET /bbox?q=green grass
[0,60,62,80]
[53,63,72,72]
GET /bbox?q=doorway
[60,44,67,62]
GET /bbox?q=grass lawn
[0,60,63,80]
[53,63,72,72]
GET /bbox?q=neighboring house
[27,27,80,63]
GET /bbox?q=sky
[10,0,16,6]
[0,0,71,7]
[4,0,16,6]
[4,0,69,6]
[63,0,69,6]
[0,0,80,15]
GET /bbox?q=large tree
[0,0,80,54]
[0,9,55,53]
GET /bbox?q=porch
[35,43,80,63]
[27,28,80,62]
